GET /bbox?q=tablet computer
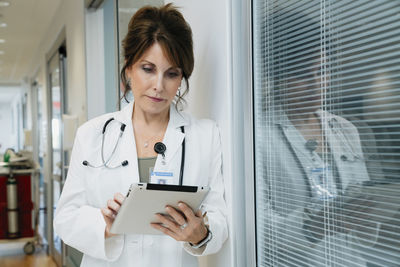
[110,183,210,235]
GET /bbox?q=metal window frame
[114,0,121,110]
[231,0,256,266]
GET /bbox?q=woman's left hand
[151,202,208,245]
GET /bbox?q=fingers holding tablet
[151,202,208,244]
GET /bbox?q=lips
[147,96,164,102]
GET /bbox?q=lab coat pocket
[141,235,182,267]
[126,235,142,264]
[143,235,154,248]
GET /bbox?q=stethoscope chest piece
[153,126,186,184]
[154,142,167,163]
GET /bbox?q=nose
[153,73,164,93]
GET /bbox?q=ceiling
[0,0,61,85]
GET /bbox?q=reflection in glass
[253,0,400,266]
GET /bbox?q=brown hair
[120,3,194,108]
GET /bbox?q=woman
[54,4,228,267]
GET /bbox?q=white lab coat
[258,109,381,266]
[54,102,228,267]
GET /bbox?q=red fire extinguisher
[7,173,19,238]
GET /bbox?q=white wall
[28,0,87,185]
[169,1,234,266]
[25,0,87,260]
[0,102,15,154]
[85,7,106,120]
[29,0,87,127]
[0,103,12,153]
[0,86,22,154]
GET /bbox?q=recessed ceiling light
[0,2,10,7]
[0,23,6,27]
[0,39,5,43]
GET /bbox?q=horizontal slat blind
[253,0,400,266]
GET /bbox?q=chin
[144,105,170,116]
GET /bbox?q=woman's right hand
[101,192,125,238]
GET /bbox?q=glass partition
[253,0,400,266]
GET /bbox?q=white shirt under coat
[54,102,228,267]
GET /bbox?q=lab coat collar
[314,108,334,122]
[271,106,300,126]
[113,101,189,182]
[315,109,359,162]
[169,104,189,128]
[114,102,134,125]
[274,108,325,126]
[113,101,188,129]
[274,110,291,126]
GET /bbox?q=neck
[287,108,319,126]
[132,104,170,130]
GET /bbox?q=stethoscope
[280,117,352,197]
[83,118,186,186]
[327,118,363,161]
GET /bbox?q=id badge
[309,166,337,201]
[150,168,174,185]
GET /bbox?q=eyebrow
[140,60,182,72]
[140,60,156,66]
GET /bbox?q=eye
[167,71,180,78]
[142,65,154,73]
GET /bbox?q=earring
[177,86,182,97]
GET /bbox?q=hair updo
[120,3,194,108]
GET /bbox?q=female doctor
[54,4,228,267]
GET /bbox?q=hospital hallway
[0,243,56,267]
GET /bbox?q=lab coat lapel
[154,106,188,176]
[316,109,354,189]
[275,113,311,176]
[113,102,188,185]
[316,109,355,161]
[113,102,140,186]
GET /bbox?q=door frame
[45,28,67,267]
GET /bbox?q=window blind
[253,0,400,266]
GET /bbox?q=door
[33,77,50,251]
[47,46,67,266]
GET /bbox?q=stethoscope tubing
[83,118,186,185]
[179,126,185,186]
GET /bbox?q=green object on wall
[4,152,10,162]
